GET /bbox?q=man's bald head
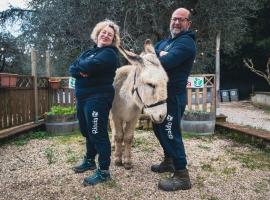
[170,8,191,38]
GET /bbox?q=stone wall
[251,92,270,107]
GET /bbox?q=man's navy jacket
[155,30,196,95]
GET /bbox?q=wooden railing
[0,74,216,131]
[186,74,215,112]
[0,76,75,131]
[49,77,76,107]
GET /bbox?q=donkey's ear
[118,46,143,65]
[144,39,155,54]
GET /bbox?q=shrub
[182,110,215,121]
[46,105,76,115]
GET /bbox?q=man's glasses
[171,17,189,23]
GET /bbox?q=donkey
[110,39,168,169]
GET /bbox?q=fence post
[45,50,51,77]
[215,31,221,116]
[31,48,39,123]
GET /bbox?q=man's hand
[80,72,88,77]
[159,51,168,57]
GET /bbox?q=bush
[46,105,76,115]
[182,110,215,121]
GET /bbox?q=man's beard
[170,27,188,38]
[170,28,180,38]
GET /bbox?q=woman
[69,19,120,186]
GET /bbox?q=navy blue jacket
[69,45,120,100]
[155,30,196,95]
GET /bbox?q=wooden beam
[0,120,44,140]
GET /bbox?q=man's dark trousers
[152,92,187,170]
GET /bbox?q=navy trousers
[76,94,113,170]
[152,93,187,170]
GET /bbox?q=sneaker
[72,156,96,173]
[83,169,111,186]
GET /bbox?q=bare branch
[243,58,270,86]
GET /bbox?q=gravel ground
[220,101,270,131]
[0,131,269,200]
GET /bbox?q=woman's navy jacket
[69,45,120,100]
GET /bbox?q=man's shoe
[83,169,111,186]
[72,157,96,173]
[151,157,175,173]
[158,168,192,191]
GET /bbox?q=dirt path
[0,131,269,200]
[220,101,270,131]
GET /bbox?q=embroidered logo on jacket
[92,111,99,134]
[165,114,174,139]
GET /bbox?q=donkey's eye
[147,83,156,89]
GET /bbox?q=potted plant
[0,73,18,88]
[45,105,78,135]
[181,110,215,135]
[48,78,61,89]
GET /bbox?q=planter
[181,111,215,136]
[0,73,18,88]
[45,113,79,135]
[49,79,61,89]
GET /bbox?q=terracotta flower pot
[0,73,18,88]
[49,79,61,89]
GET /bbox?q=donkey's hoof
[124,163,133,170]
[115,160,123,166]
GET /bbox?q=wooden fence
[0,74,215,133]
[186,74,215,112]
[0,76,74,131]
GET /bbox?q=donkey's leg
[123,118,138,169]
[112,118,124,166]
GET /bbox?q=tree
[0,0,261,75]
[243,57,270,86]
[0,32,31,74]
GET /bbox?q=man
[152,8,196,191]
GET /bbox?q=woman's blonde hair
[90,19,120,47]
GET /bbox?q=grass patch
[228,149,270,170]
[132,136,156,152]
[54,131,84,144]
[196,175,205,188]
[182,132,215,143]
[201,163,215,172]
[1,131,51,146]
[94,195,101,200]
[44,145,56,164]
[198,144,211,150]
[66,147,79,163]
[216,129,268,149]
[182,132,201,139]
[222,166,237,176]
[103,179,122,191]
[254,180,269,193]
[1,130,83,147]
[207,197,220,200]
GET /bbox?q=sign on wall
[187,77,204,88]
[69,77,75,89]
